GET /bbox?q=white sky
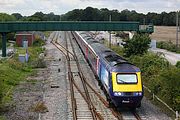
[0,0,179,16]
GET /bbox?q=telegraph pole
[176,11,179,48]
[109,14,112,48]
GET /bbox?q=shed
[16,32,35,47]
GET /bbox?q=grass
[30,101,48,113]
[0,39,46,119]
[44,31,51,38]
[111,45,124,56]
[157,41,180,53]
[0,116,5,120]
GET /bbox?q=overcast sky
[0,0,179,16]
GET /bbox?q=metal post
[176,11,179,48]
[2,33,7,57]
[143,18,146,30]
[109,14,112,48]
[109,31,111,48]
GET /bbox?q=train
[71,31,143,109]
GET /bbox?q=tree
[12,13,23,20]
[61,9,83,21]
[100,8,110,21]
[122,34,151,57]
[82,7,101,21]
[0,13,16,21]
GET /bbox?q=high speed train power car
[71,31,143,109]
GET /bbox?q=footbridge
[0,21,154,57]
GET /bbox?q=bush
[157,41,180,53]
[175,61,180,68]
[129,52,180,111]
[122,34,151,57]
[33,38,45,47]
[129,53,169,75]
[158,67,180,111]
[31,58,46,68]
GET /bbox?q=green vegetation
[130,53,180,111]
[0,7,178,26]
[33,38,45,47]
[0,13,16,21]
[157,41,180,53]
[122,34,151,57]
[109,33,180,115]
[0,38,45,118]
[0,35,2,49]
[11,13,23,20]
[61,7,177,26]
[176,61,180,68]
[0,116,5,120]
[111,45,124,56]
[44,31,51,38]
[6,33,15,41]
[111,44,180,112]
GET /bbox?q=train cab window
[117,74,137,84]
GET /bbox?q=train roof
[77,31,140,72]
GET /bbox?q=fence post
[153,93,155,101]
[176,111,179,120]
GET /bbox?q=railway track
[51,31,102,120]
[132,111,142,120]
[50,31,142,120]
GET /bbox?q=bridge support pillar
[2,33,7,57]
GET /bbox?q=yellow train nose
[112,72,143,92]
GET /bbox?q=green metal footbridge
[0,21,154,57]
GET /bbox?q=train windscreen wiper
[118,79,128,84]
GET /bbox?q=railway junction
[30,31,171,120]
[0,21,172,120]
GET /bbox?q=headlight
[114,92,122,96]
[138,92,142,96]
[134,92,142,96]
[135,92,139,96]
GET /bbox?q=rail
[71,31,141,120]
[51,32,77,120]
[51,31,143,120]
[67,32,98,120]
